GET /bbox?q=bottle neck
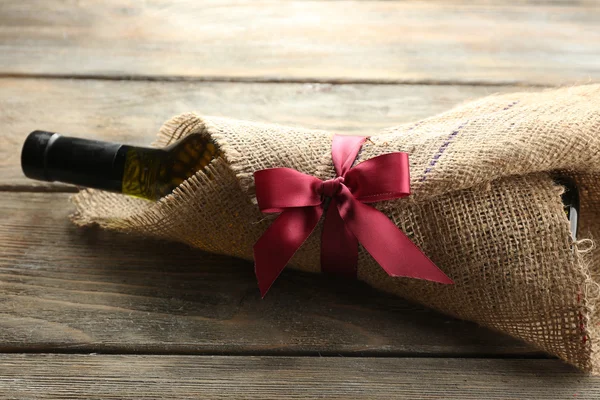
[21,131,165,194]
[121,145,168,200]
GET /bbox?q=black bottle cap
[21,130,127,192]
[21,130,58,181]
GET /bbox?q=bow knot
[253,135,453,297]
[321,176,345,198]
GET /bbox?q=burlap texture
[72,84,600,373]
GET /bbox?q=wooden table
[1,1,600,398]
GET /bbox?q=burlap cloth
[72,84,600,373]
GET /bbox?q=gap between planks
[0,73,551,87]
[0,346,552,359]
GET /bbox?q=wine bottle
[556,175,579,241]
[21,131,220,201]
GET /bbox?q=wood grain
[0,355,596,399]
[0,77,524,189]
[0,191,538,355]
[0,1,599,85]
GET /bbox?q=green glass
[121,135,220,200]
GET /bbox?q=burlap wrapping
[72,84,600,373]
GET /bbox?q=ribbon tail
[321,199,358,278]
[336,187,453,284]
[253,206,324,297]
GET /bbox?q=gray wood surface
[0,191,536,355]
[0,355,596,400]
[0,1,598,85]
[0,77,524,189]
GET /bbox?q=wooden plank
[0,1,598,85]
[0,191,538,355]
[0,77,523,189]
[0,355,597,399]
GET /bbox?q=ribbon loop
[344,152,411,203]
[331,135,366,176]
[255,168,323,213]
[253,135,453,296]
